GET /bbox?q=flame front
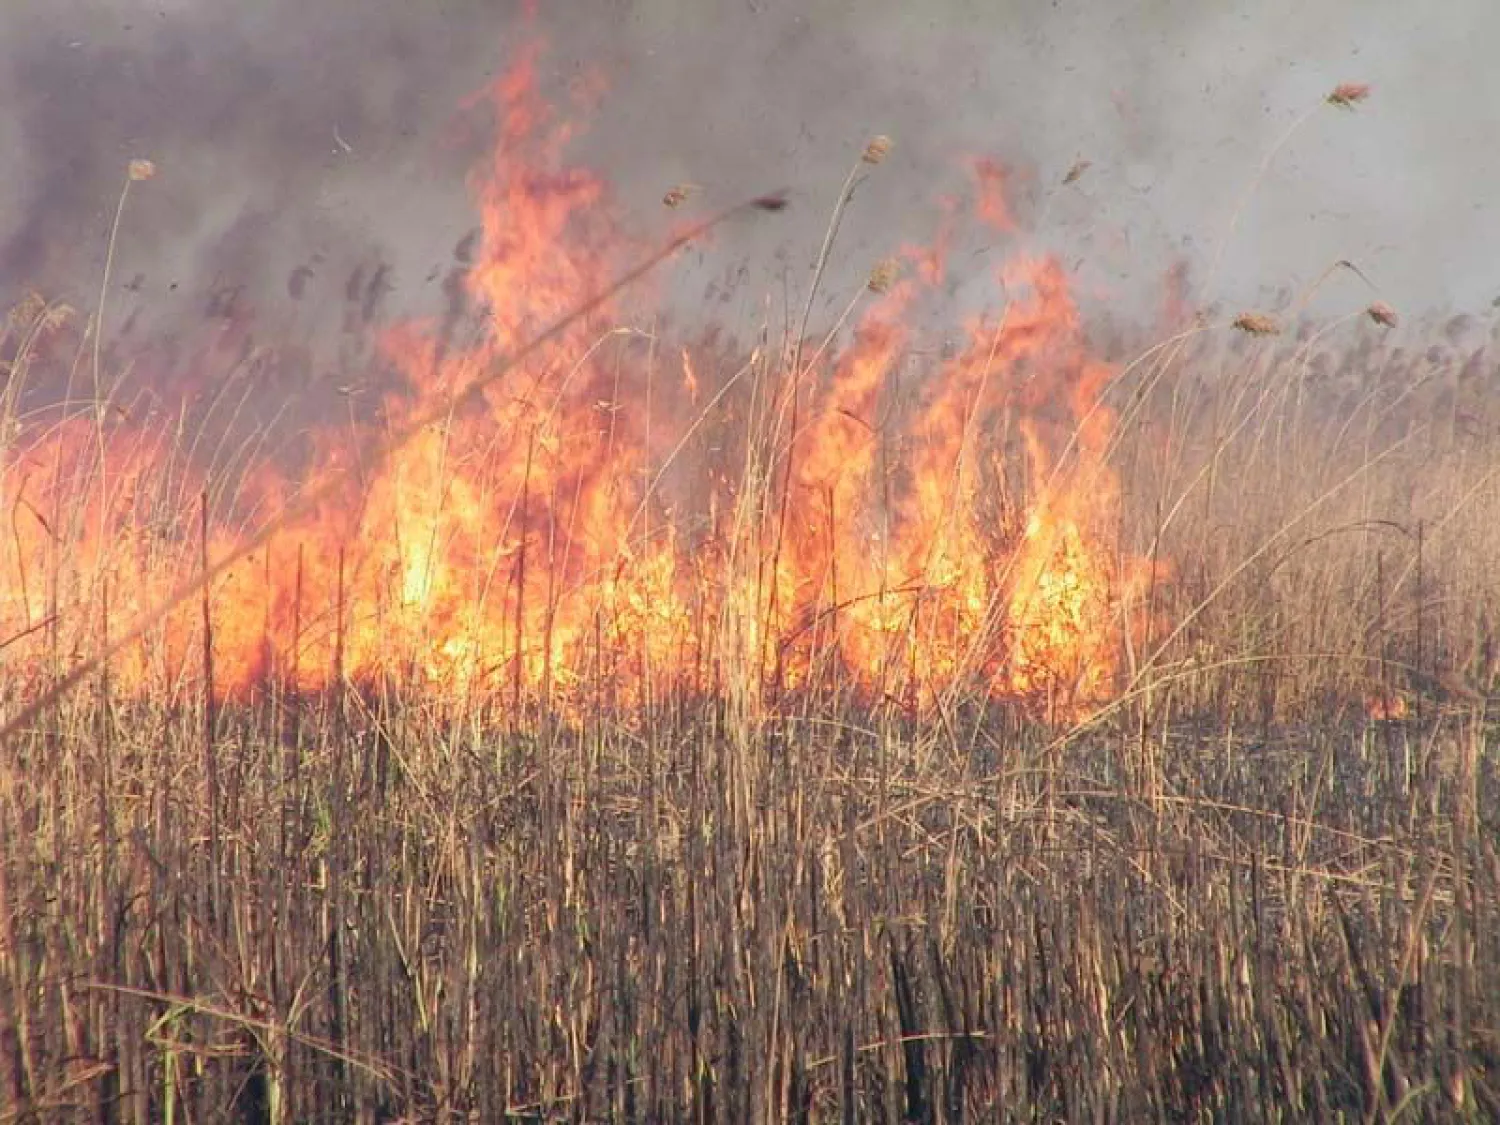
[0,51,1161,722]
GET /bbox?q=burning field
[1,54,1161,724]
[3,24,1500,1125]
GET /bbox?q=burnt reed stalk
[3,656,1500,1121]
[200,489,223,943]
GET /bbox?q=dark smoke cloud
[2,0,1496,368]
[0,0,517,350]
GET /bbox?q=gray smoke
[2,0,1496,367]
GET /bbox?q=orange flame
[1,48,1164,723]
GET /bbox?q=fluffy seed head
[867,258,899,294]
[862,135,893,165]
[7,292,46,327]
[1063,159,1091,186]
[662,183,699,209]
[1326,82,1371,109]
[128,159,156,182]
[1233,312,1281,337]
[1366,301,1399,328]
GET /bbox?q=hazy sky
[1,0,1495,356]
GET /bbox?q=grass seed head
[1326,82,1371,109]
[1063,158,1091,186]
[867,258,900,294]
[7,293,47,327]
[1367,301,1399,328]
[862,134,893,165]
[1233,312,1281,337]
[662,182,698,209]
[128,159,157,182]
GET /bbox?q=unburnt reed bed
[0,685,1497,1123]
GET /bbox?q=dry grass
[1115,311,1500,727]
[2,79,1499,1121]
[2,286,1499,1125]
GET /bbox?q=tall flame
[0,49,1162,722]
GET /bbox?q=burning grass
[0,105,1155,725]
[2,56,1499,1123]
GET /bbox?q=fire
[1005,508,1116,701]
[0,46,1162,722]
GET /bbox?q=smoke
[2,0,1496,365]
[0,0,506,353]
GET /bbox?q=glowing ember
[1366,692,1408,722]
[0,46,1163,722]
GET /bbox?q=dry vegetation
[3,286,1499,1125]
[3,88,1500,1125]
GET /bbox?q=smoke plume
[2,0,1496,360]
